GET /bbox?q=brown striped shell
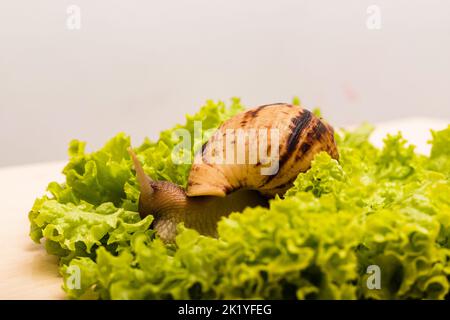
[186,103,339,198]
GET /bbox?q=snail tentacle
[128,147,154,198]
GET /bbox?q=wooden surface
[0,161,66,299]
[0,118,447,300]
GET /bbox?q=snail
[129,103,339,243]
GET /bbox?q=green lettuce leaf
[427,125,450,176]
[29,99,450,300]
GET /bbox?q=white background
[1,0,449,167]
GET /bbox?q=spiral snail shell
[129,103,338,242]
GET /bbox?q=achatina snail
[129,103,339,243]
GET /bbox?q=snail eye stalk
[128,147,154,197]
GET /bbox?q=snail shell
[187,103,338,198]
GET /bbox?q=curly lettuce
[28,100,450,300]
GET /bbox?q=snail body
[130,103,338,243]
